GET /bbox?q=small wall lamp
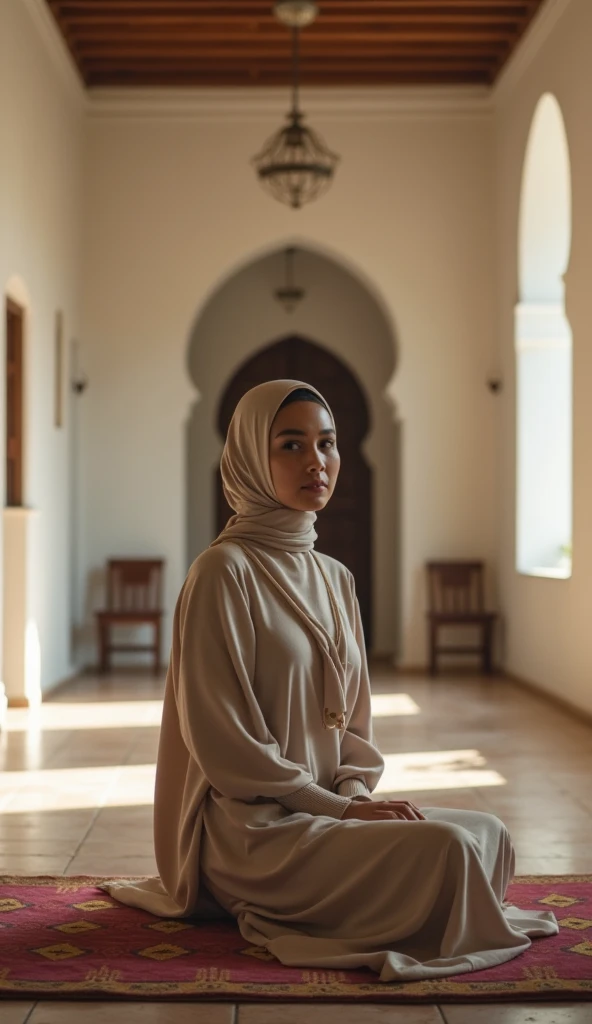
[72,374,89,395]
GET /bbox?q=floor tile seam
[119,732,148,769]
[40,725,85,769]
[436,1007,448,1024]
[63,805,105,872]
[22,1002,37,1024]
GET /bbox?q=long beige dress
[105,539,558,983]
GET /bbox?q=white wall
[0,0,84,696]
[494,0,592,712]
[80,92,498,665]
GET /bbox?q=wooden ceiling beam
[85,73,492,86]
[71,32,507,43]
[76,46,508,58]
[75,51,510,67]
[66,29,516,43]
[52,1,532,9]
[72,35,510,48]
[82,56,498,68]
[68,28,521,44]
[60,14,529,27]
[85,70,492,80]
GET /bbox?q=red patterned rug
[0,875,591,1002]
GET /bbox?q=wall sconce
[71,339,89,394]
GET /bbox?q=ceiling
[45,1,547,89]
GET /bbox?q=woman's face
[269,400,340,512]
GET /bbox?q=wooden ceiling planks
[45,1,547,88]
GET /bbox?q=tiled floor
[1,665,591,1023]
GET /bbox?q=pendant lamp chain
[251,2,340,209]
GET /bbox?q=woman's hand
[342,799,425,822]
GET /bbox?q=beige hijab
[210,379,348,730]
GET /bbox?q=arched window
[516,94,572,578]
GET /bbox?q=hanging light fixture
[274,247,305,312]
[252,1,339,209]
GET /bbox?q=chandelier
[274,247,305,312]
[252,1,340,209]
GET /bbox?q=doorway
[216,336,373,644]
[5,298,24,507]
[3,296,35,706]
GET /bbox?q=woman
[106,379,557,982]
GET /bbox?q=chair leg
[99,622,109,674]
[483,621,493,675]
[429,621,438,676]
[153,620,161,676]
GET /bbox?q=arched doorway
[185,243,400,655]
[216,336,373,644]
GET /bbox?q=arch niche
[186,244,400,655]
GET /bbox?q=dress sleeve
[173,557,350,819]
[277,782,351,817]
[336,777,373,801]
[333,574,385,798]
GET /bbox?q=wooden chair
[95,559,164,674]
[426,561,497,676]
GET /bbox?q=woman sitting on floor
[106,378,557,982]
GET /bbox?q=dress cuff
[336,777,373,801]
[277,782,352,819]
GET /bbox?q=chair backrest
[426,561,485,615]
[106,559,164,612]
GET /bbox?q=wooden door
[5,299,24,507]
[216,336,373,646]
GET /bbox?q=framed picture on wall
[55,310,64,428]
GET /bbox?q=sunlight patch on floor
[4,694,419,730]
[0,763,156,813]
[5,700,163,732]
[370,692,420,717]
[374,748,507,794]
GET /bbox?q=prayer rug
[0,875,591,1003]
